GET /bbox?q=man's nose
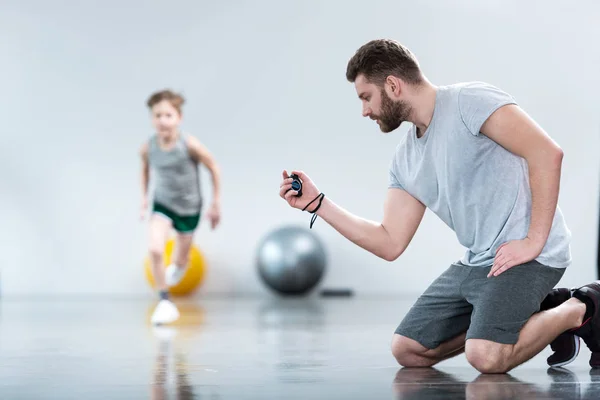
[362,106,371,118]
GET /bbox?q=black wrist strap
[302,193,325,229]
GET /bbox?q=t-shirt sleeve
[458,82,518,136]
[389,169,404,189]
[388,155,405,190]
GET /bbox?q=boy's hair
[146,89,185,114]
[346,39,423,86]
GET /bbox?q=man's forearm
[527,151,563,250]
[315,197,395,260]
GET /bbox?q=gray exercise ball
[256,225,327,296]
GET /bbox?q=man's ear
[385,76,402,97]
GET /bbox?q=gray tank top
[148,132,202,216]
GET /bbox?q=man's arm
[480,104,564,251]
[186,136,221,204]
[315,188,426,261]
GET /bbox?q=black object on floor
[320,288,354,297]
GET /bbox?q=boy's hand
[206,202,221,230]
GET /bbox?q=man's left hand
[488,237,543,278]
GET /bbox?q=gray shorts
[395,260,565,348]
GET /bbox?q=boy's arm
[140,143,150,217]
[186,136,221,205]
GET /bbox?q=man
[279,39,600,373]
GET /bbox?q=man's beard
[374,89,412,133]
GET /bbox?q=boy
[140,89,221,325]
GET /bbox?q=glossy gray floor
[0,297,599,399]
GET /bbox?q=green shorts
[152,202,200,233]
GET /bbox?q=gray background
[1,0,598,297]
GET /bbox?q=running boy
[140,89,221,324]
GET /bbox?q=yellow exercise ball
[144,239,206,296]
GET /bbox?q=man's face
[354,74,411,133]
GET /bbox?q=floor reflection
[256,298,327,384]
[150,302,216,400]
[392,367,600,400]
[4,298,599,399]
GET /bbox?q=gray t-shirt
[389,82,571,268]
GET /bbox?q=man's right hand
[279,169,426,261]
[279,169,321,211]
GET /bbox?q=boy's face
[151,100,181,135]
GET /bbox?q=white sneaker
[151,299,180,325]
[165,264,188,287]
[152,325,177,341]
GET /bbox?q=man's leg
[465,297,585,373]
[392,263,474,367]
[540,288,581,367]
[461,260,577,373]
[392,332,466,367]
[570,281,600,368]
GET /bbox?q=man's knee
[391,335,436,368]
[465,340,512,374]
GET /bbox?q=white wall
[1,0,598,297]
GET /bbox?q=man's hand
[279,170,322,211]
[488,237,543,277]
[480,104,563,272]
[278,169,426,261]
[205,202,221,230]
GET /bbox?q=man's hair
[346,39,423,86]
[146,89,185,114]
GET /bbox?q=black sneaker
[540,288,581,367]
[571,281,600,368]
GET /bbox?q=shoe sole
[549,335,581,368]
[151,315,180,325]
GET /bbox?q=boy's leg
[148,205,180,325]
[148,213,172,295]
[461,261,587,373]
[392,263,474,367]
[165,232,194,287]
[172,233,194,267]
[165,212,200,287]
